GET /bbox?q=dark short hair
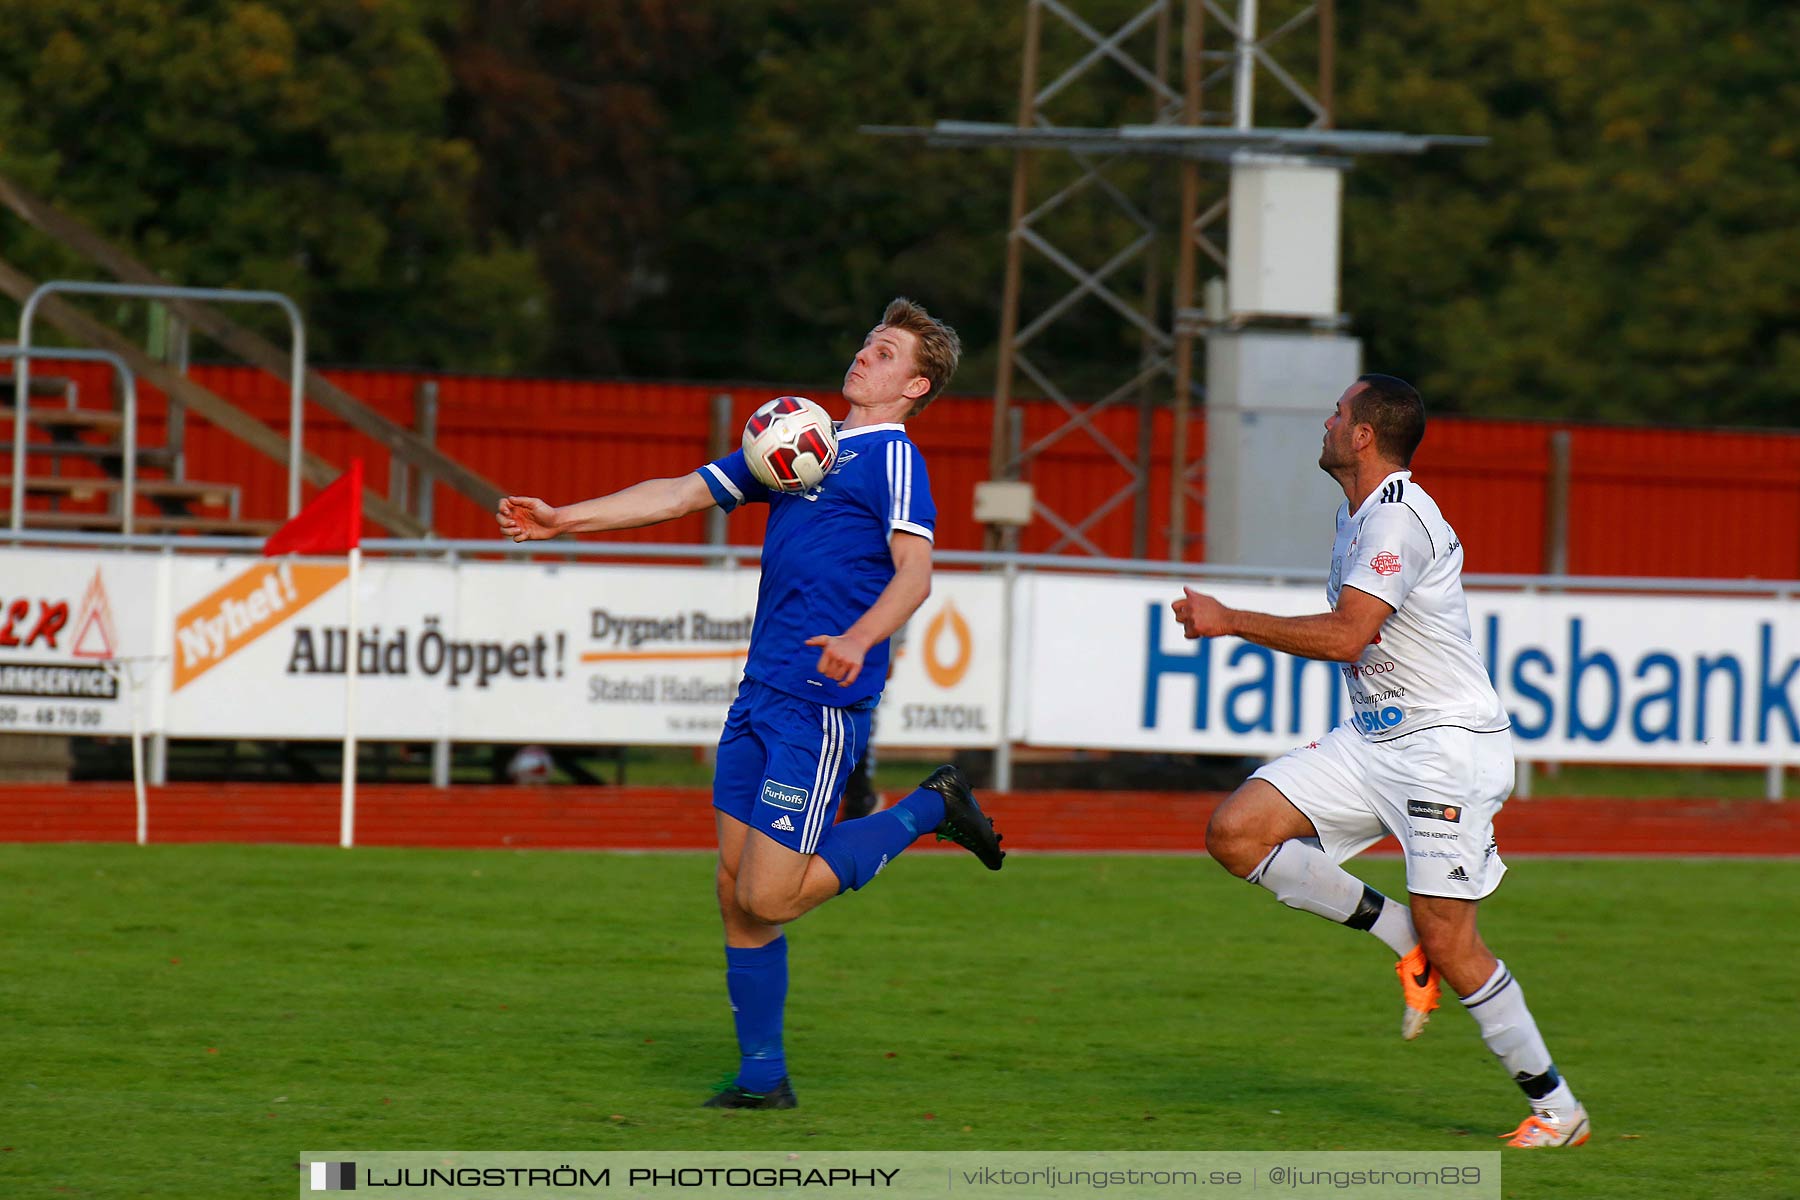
[1351,373,1426,465]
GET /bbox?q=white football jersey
[1327,470,1511,742]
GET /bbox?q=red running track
[2,783,1796,855]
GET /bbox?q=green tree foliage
[0,0,546,370]
[614,0,1192,394]
[596,0,1025,387]
[1337,0,1800,425]
[2,1,1793,428]
[442,0,720,375]
[597,0,1796,426]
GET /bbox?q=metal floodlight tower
[986,0,1178,560]
[868,0,1482,564]
[873,0,1339,558]
[979,0,1192,557]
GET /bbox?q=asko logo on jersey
[1354,705,1406,734]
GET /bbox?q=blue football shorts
[713,677,872,854]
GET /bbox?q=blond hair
[881,297,962,417]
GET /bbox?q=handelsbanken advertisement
[1021,575,1800,765]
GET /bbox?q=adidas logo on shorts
[1447,865,1470,882]
[771,814,796,832]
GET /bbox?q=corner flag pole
[262,457,364,848]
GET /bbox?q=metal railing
[5,346,139,533]
[16,281,307,517]
[8,526,1800,594]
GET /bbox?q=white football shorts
[1250,722,1514,900]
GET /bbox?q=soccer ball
[742,396,838,492]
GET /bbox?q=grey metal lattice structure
[870,1,1480,560]
[873,0,1341,557]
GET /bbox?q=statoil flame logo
[922,601,972,688]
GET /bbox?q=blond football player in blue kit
[1174,375,1588,1149]
[498,299,1005,1110]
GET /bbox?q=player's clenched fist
[497,495,558,542]
[1172,586,1232,640]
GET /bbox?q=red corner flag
[263,459,364,556]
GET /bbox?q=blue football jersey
[697,423,936,707]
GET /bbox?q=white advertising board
[456,560,760,745]
[162,557,759,744]
[447,563,1003,748]
[0,549,164,736]
[1018,575,1800,764]
[154,555,1003,748]
[10,546,1799,768]
[1019,575,1344,755]
[874,573,1005,749]
[164,556,454,739]
[1474,590,1800,764]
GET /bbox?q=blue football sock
[815,786,945,892]
[725,937,788,1093]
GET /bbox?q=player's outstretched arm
[1172,583,1392,663]
[806,531,933,686]
[496,474,718,542]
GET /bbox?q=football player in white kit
[1173,374,1589,1149]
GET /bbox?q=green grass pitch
[1,844,1792,1199]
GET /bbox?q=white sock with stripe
[1461,960,1578,1114]
[1248,839,1418,956]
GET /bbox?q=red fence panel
[1563,426,1800,579]
[9,360,1800,579]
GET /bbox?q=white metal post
[96,657,163,844]
[994,559,1019,793]
[289,320,306,518]
[340,546,361,847]
[130,673,148,845]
